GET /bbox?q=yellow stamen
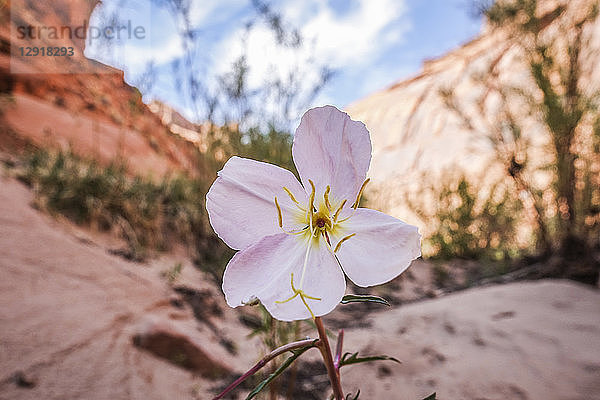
[308,180,316,210]
[300,293,321,301]
[351,178,370,209]
[300,295,316,319]
[275,273,321,319]
[274,197,283,228]
[289,226,310,235]
[308,179,316,232]
[334,233,356,253]
[276,274,299,304]
[283,186,300,205]
[333,199,347,222]
[283,186,305,211]
[276,291,299,304]
[324,185,332,211]
[275,197,306,235]
[322,232,336,256]
[336,179,370,224]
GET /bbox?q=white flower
[206,105,421,321]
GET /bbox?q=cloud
[297,0,408,67]
[85,0,187,72]
[124,34,185,69]
[86,30,185,72]
[86,0,412,121]
[211,0,409,103]
[188,0,221,25]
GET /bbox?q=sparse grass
[16,148,230,271]
[163,262,184,284]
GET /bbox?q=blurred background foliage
[405,171,523,261]
[405,0,599,284]
[17,148,221,266]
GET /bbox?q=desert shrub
[237,126,296,175]
[405,171,524,261]
[445,1,600,282]
[18,148,221,265]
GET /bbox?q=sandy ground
[1,174,599,400]
[336,280,600,400]
[0,175,261,400]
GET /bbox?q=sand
[0,175,260,400]
[336,280,600,400]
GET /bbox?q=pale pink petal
[222,233,302,307]
[206,156,307,250]
[292,106,372,205]
[261,239,346,321]
[334,209,421,287]
[222,233,346,321]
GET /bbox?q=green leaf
[421,393,436,400]
[340,294,390,306]
[339,351,401,367]
[245,344,314,400]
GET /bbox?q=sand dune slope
[339,280,600,400]
[0,176,256,400]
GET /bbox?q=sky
[86,0,483,124]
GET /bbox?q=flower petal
[292,106,372,205]
[261,241,346,321]
[206,156,307,250]
[222,233,302,307]
[334,209,421,287]
[222,233,346,321]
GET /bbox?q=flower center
[272,178,370,318]
[274,179,370,248]
[312,211,331,233]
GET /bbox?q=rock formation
[346,0,600,231]
[0,0,202,178]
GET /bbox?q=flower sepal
[340,294,391,306]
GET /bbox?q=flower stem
[212,338,317,400]
[314,317,344,400]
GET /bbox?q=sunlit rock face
[346,0,600,233]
